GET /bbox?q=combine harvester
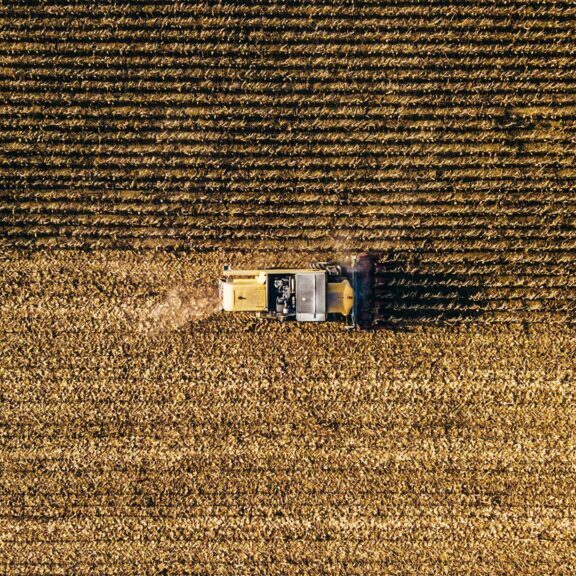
[219,254,384,329]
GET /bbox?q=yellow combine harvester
[219,255,377,328]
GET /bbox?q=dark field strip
[2,41,576,53]
[4,71,576,82]
[9,78,574,90]
[2,26,575,38]
[2,32,576,44]
[3,3,576,16]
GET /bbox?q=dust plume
[138,284,219,333]
[326,231,355,262]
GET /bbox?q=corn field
[1,1,576,574]
[2,2,575,320]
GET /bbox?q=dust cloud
[325,232,355,263]
[138,284,219,333]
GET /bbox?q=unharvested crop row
[3,117,574,145]
[2,1,575,322]
[3,177,574,192]
[4,104,574,121]
[5,141,575,157]
[3,168,574,181]
[4,40,576,57]
[3,31,575,47]
[4,192,576,210]
[6,79,576,98]
[2,154,573,169]
[5,118,571,133]
[5,66,576,83]
[4,224,576,249]
[6,200,575,218]
[4,54,575,70]
[3,129,576,145]
[5,91,576,108]
[4,212,575,232]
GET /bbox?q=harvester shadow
[361,251,487,330]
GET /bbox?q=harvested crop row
[2,250,576,574]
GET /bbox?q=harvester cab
[219,255,376,328]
